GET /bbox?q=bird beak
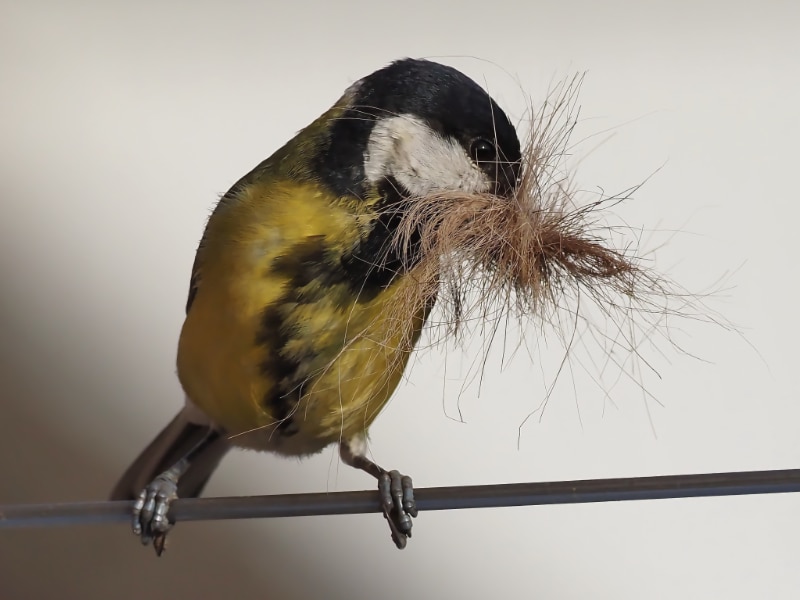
[493,160,522,199]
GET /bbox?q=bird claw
[131,471,180,556]
[378,470,417,549]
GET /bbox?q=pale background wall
[2,1,799,598]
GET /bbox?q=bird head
[277,58,523,285]
[314,58,522,203]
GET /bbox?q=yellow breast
[176,179,427,455]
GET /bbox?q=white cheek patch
[364,114,491,197]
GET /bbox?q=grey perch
[1,468,799,529]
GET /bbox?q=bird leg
[340,436,417,549]
[132,429,221,556]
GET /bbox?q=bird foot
[378,470,417,549]
[131,466,183,556]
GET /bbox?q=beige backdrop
[2,1,799,598]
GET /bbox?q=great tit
[111,57,522,553]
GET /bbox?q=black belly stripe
[256,236,385,435]
[255,185,427,436]
[256,236,332,435]
[341,177,424,289]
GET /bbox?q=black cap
[316,58,521,198]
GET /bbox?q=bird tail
[109,408,230,501]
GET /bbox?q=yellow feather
[176,178,426,455]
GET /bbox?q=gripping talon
[386,518,408,549]
[153,533,168,557]
[401,475,417,517]
[131,493,145,536]
[338,439,418,549]
[131,471,180,554]
[377,470,417,549]
[378,472,394,515]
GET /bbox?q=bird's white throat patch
[364,114,490,197]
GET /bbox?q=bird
[110,57,522,554]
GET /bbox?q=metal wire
[2,468,798,530]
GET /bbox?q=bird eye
[470,138,496,165]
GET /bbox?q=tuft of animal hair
[307,74,732,442]
[370,74,708,374]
